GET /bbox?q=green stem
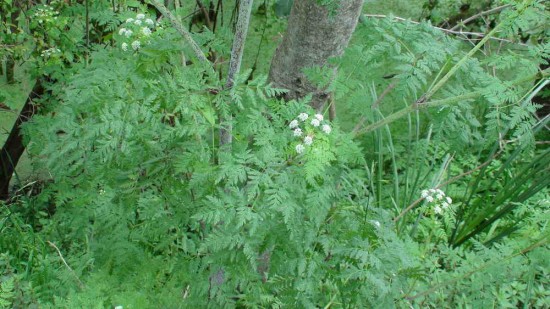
[354,69,549,137]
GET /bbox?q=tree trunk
[268,0,363,111]
[0,80,44,201]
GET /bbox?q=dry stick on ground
[149,0,209,63]
[47,241,85,290]
[219,0,254,147]
[449,4,513,31]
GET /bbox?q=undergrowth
[0,0,549,308]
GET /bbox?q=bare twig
[362,14,527,46]
[148,0,209,63]
[449,4,513,31]
[47,241,85,290]
[195,0,213,29]
[352,80,398,134]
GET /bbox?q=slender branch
[362,14,526,46]
[220,0,254,146]
[195,0,213,29]
[352,80,398,134]
[148,0,209,63]
[47,241,85,290]
[449,4,513,31]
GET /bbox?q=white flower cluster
[118,13,157,52]
[34,5,59,24]
[290,112,331,154]
[40,47,61,58]
[421,188,452,214]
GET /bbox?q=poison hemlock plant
[1,0,548,307]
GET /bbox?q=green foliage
[1,0,548,308]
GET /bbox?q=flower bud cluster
[289,112,331,154]
[421,188,452,214]
[118,13,157,52]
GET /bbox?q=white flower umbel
[315,114,324,121]
[298,113,309,121]
[421,190,429,198]
[119,28,127,35]
[124,29,133,38]
[142,27,152,36]
[311,118,320,127]
[296,144,305,154]
[293,128,303,137]
[121,43,128,51]
[136,13,145,20]
[145,18,155,26]
[131,40,141,50]
[322,124,331,134]
[304,135,313,146]
[289,120,299,129]
[126,18,134,23]
[421,188,453,215]
[134,19,142,26]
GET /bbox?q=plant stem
[354,69,549,137]
[149,0,209,63]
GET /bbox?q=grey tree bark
[268,0,364,111]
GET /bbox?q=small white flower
[315,114,324,121]
[124,29,133,38]
[434,205,442,214]
[442,202,449,209]
[295,144,305,154]
[298,113,309,121]
[426,196,434,203]
[322,124,331,134]
[136,13,145,20]
[372,220,381,228]
[311,119,320,127]
[429,189,436,193]
[142,27,151,36]
[121,42,128,51]
[145,18,155,26]
[289,119,299,129]
[436,189,444,195]
[421,190,429,198]
[131,40,141,50]
[293,128,303,137]
[446,197,452,204]
[304,135,313,145]
[114,306,123,309]
[436,194,444,200]
[134,19,142,26]
[119,28,127,35]
[126,18,134,23]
